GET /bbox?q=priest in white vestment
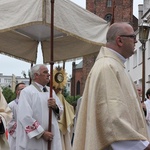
[72,96,82,145]
[136,84,142,102]
[143,88,150,139]
[16,64,63,150]
[7,83,26,150]
[0,87,12,150]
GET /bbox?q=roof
[76,61,83,69]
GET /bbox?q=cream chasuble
[73,47,148,150]
[0,87,12,150]
[57,92,75,150]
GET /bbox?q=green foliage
[62,87,81,105]
[2,87,16,103]
[65,95,80,105]
[62,87,69,98]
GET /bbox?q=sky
[0,0,143,77]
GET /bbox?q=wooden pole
[48,0,54,149]
[110,0,115,25]
[63,60,65,70]
[29,63,33,85]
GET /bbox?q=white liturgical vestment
[16,83,63,150]
[8,99,18,150]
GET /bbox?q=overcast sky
[0,0,144,77]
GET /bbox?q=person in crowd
[0,87,12,150]
[136,84,142,101]
[74,96,82,127]
[16,64,63,150]
[73,22,150,150]
[136,84,147,103]
[142,88,150,139]
[7,82,26,150]
[71,96,82,145]
[54,87,75,150]
[136,85,147,116]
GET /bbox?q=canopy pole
[48,0,54,149]
[63,60,65,69]
[110,0,115,25]
[29,63,33,85]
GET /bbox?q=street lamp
[139,18,150,102]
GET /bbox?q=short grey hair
[106,22,131,43]
[29,64,47,80]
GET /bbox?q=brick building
[87,0,133,22]
[71,0,138,96]
[71,61,83,96]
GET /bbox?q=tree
[62,87,80,105]
[2,87,16,103]
[65,95,80,105]
[62,87,69,98]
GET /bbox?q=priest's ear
[34,72,40,79]
[116,36,123,46]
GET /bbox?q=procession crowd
[1,22,150,150]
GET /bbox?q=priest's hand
[141,102,146,111]
[42,131,53,141]
[48,98,59,114]
[48,98,57,109]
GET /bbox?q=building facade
[0,73,71,94]
[0,73,29,92]
[85,0,135,82]
[86,0,133,23]
[71,0,136,97]
[125,1,150,92]
[71,61,83,96]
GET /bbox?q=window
[148,39,150,59]
[107,0,112,7]
[76,81,80,95]
[147,75,150,84]
[138,46,142,64]
[4,79,11,83]
[104,14,112,22]
[133,50,137,68]
[67,83,70,88]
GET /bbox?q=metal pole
[142,43,146,103]
[73,62,76,101]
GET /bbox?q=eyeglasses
[119,34,136,40]
[18,88,24,91]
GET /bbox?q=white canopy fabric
[0,0,109,63]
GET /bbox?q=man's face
[16,84,26,98]
[36,66,50,86]
[137,87,142,97]
[120,26,137,58]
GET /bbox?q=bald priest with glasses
[73,22,150,150]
